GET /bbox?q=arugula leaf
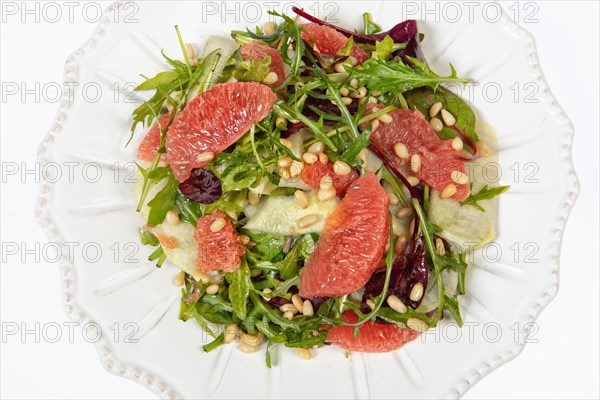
[404,86,479,142]
[279,238,302,280]
[461,185,510,212]
[139,229,159,246]
[147,172,179,226]
[337,127,371,167]
[338,36,354,57]
[362,12,382,34]
[242,230,286,262]
[225,258,253,320]
[372,36,394,60]
[202,333,225,352]
[351,57,469,95]
[443,295,463,327]
[233,54,272,83]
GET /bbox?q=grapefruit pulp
[240,43,286,88]
[195,210,246,272]
[301,160,359,197]
[301,23,369,64]
[137,113,172,162]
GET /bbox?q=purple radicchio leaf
[179,168,222,204]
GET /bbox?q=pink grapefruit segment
[166,82,277,182]
[326,311,420,353]
[195,211,246,272]
[369,107,470,201]
[299,172,389,298]
[240,43,286,88]
[137,113,172,162]
[301,160,359,197]
[301,23,370,64]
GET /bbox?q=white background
[0,1,598,399]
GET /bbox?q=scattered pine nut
[302,300,314,316]
[240,235,251,245]
[396,207,413,219]
[371,90,382,97]
[409,219,415,236]
[451,136,463,151]
[366,299,376,310]
[333,160,351,176]
[341,96,353,105]
[318,187,336,202]
[395,235,408,254]
[291,294,304,313]
[289,160,304,178]
[307,141,324,154]
[387,191,399,205]
[441,184,457,199]
[451,170,469,185]
[387,295,408,313]
[407,176,420,187]
[319,175,333,190]
[241,333,261,347]
[205,284,220,295]
[441,109,456,126]
[370,118,380,132]
[247,191,260,205]
[378,113,393,124]
[435,237,446,256]
[276,117,287,129]
[334,62,349,73]
[238,342,257,354]
[339,87,350,97]
[263,21,277,35]
[278,157,293,167]
[294,190,309,209]
[347,56,358,66]
[283,310,295,320]
[279,303,297,313]
[429,102,443,118]
[409,283,424,302]
[192,269,210,284]
[280,138,293,149]
[294,348,313,360]
[224,324,240,344]
[297,213,322,229]
[357,148,368,168]
[407,318,429,333]
[349,78,358,89]
[350,86,367,99]
[263,71,279,85]
[196,151,215,163]
[410,154,422,173]
[430,117,443,132]
[185,43,196,60]
[210,218,226,233]
[174,271,186,286]
[318,152,329,164]
[477,141,492,157]
[302,152,318,164]
[394,142,409,159]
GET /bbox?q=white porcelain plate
[37,1,578,398]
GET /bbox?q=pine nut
[441,184,457,199]
[294,81,305,90]
[302,152,318,164]
[369,96,378,104]
[429,102,443,118]
[279,167,291,180]
[263,21,277,35]
[224,324,240,344]
[307,141,324,154]
[370,119,380,132]
[192,269,210,284]
[240,235,251,245]
[387,191,399,205]
[318,187,336,201]
[350,86,367,99]
[451,136,463,151]
[205,284,219,295]
[280,138,293,149]
[297,213,322,228]
[302,300,314,316]
[278,157,293,167]
[185,43,196,60]
[319,175,333,190]
[371,90,382,97]
[350,78,358,88]
[276,117,287,129]
[291,294,304,313]
[238,342,258,354]
[407,176,420,187]
[410,154,422,173]
[347,56,358,66]
[341,96,353,105]
[366,299,376,310]
[409,283,424,302]
[263,71,279,85]
[250,268,262,277]
[283,310,295,320]
[387,295,408,313]
[247,190,260,205]
[339,87,350,96]
[227,211,238,221]
[289,160,304,177]
[261,288,273,299]
[407,318,429,333]
[294,190,309,209]
[451,170,469,185]
[241,333,261,347]
[166,210,180,225]
[279,303,297,313]
[395,235,408,254]
[435,237,446,256]
[210,217,226,233]
[333,160,351,176]
[175,271,186,286]
[318,152,329,164]
[477,141,492,157]
[334,62,349,73]
[393,142,409,159]
[357,148,368,168]
[409,219,415,236]
[378,113,393,124]
[196,151,215,163]
[396,207,413,218]
[294,348,313,360]
[441,109,456,126]
[430,117,443,132]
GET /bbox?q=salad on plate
[131,8,509,364]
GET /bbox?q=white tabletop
[1,1,598,398]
